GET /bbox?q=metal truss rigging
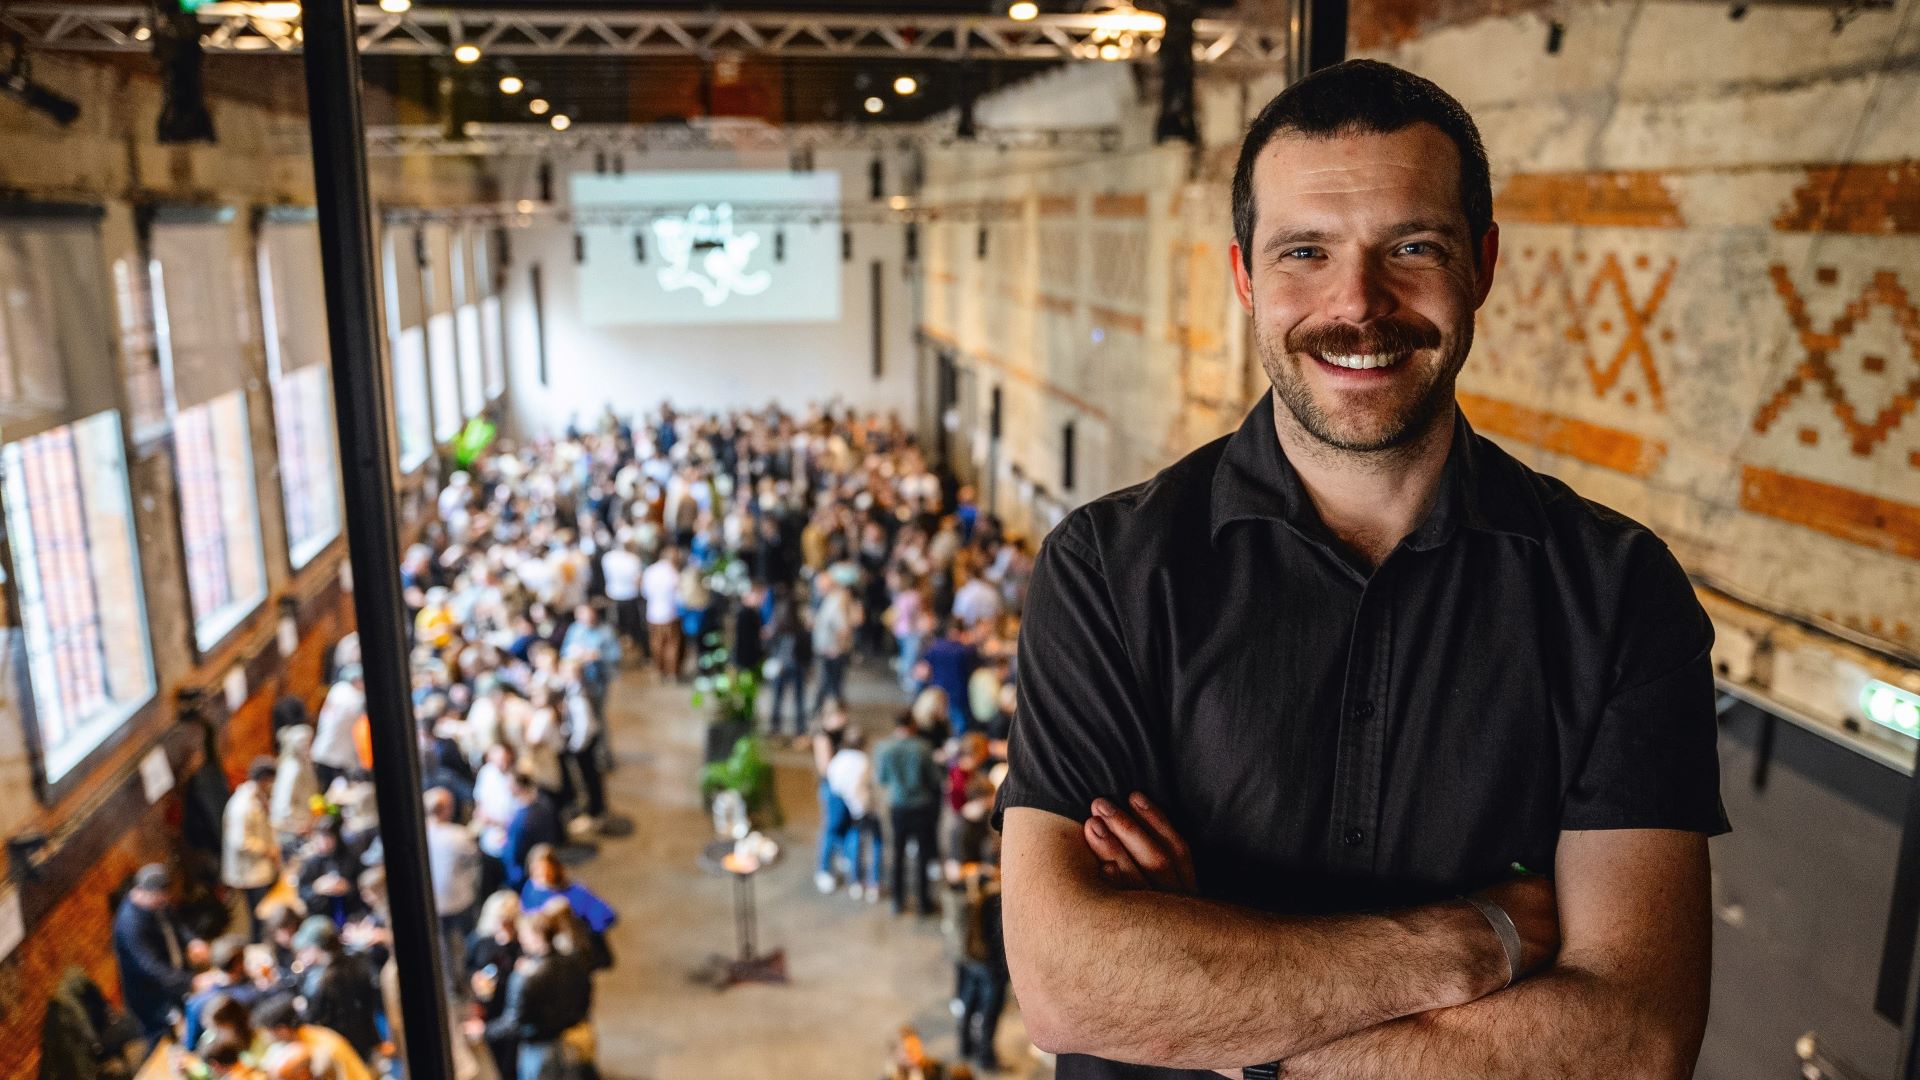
[1,3,1286,65]
[363,121,1122,157]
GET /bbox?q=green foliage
[699,734,781,825]
[690,666,762,724]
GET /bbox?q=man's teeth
[1320,353,1404,370]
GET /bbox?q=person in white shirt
[824,727,882,901]
[472,743,519,859]
[601,541,646,651]
[310,667,365,788]
[641,549,684,680]
[424,787,482,973]
[221,758,281,938]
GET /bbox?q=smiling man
[995,61,1727,1079]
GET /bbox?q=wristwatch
[1243,1063,1283,1079]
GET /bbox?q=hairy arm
[1002,805,1524,1069]
[1279,828,1712,1080]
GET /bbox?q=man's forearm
[1009,884,1506,1069]
[1279,965,1702,1080]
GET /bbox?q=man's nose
[1321,255,1398,325]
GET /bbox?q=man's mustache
[1287,320,1442,356]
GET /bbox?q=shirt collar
[1208,393,1547,549]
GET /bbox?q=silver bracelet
[1463,895,1525,989]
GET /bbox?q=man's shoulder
[1475,434,1677,571]
[1040,433,1232,567]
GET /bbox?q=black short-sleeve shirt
[996,394,1729,1080]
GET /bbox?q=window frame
[146,206,272,660]
[256,214,344,571]
[0,408,161,804]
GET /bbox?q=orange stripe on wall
[1088,304,1145,336]
[1092,193,1148,218]
[1739,464,1920,559]
[1493,171,1685,228]
[1773,161,1920,234]
[1457,391,1666,477]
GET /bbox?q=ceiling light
[863,96,884,114]
[1098,42,1121,60]
[251,2,302,20]
[132,24,153,40]
[1008,0,1039,19]
[378,0,410,11]
[892,75,917,95]
[453,43,481,64]
[528,97,550,115]
[515,199,534,214]
[498,75,523,94]
[550,114,571,131]
[1086,2,1165,34]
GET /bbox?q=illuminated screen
[572,171,842,326]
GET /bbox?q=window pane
[1,410,156,783]
[175,389,267,650]
[382,228,433,472]
[274,366,341,569]
[112,255,168,440]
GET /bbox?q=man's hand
[1082,792,1197,895]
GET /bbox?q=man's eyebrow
[1383,218,1461,239]
[1261,228,1334,256]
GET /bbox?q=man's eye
[1282,248,1319,260]
[1399,241,1439,257]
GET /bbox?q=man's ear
[1229,241,1255,315]
[1472,222,1501,310]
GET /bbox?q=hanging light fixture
[498,75,524,94]
[378,0,410,12]
[529,97,550,115]
[863,96,884,114]
[1008,0,1039,19]
[453,43,481,63]
[892,75,918,95]
[550,113,572,131]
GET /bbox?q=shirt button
[1351,701,1375,719]
[1343,828,1365,847]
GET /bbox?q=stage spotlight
[892,75,917,95]
[863,96,884,114]
[0,50,80,126]
[499,75,524,94]
[454,43,481,64]
[529,97,550,115]
[550,113,571,131]
[1008,1,1039,19]
[378,0,411,11]
[153,0,214,144]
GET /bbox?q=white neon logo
[651,202,772,307]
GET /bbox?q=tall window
[383,225,433,472]
[453,226,485,419]
[150,214,269,651]
[423,223,463,441]
[259,217,342,569]
[477,229,506,400]
[2,411,156,784]
[173,389,267,649]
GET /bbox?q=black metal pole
[298,3,455,1077]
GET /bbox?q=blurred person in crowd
[222,758,281,940]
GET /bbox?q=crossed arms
[1001,799,1712,1079]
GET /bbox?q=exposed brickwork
[1494,172,1686,229]
[1773,161,1920,235]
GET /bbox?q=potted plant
[699,731,782,829]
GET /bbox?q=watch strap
[1243,1062,1283,1079]
[1464,894,1525,988]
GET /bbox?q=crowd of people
[106,400,1032,1080]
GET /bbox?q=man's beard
[1256,315,1470,455]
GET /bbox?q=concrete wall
[498,148,920,432]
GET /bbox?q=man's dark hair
[254,994,302,1032]
[1232,60,1492,271]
